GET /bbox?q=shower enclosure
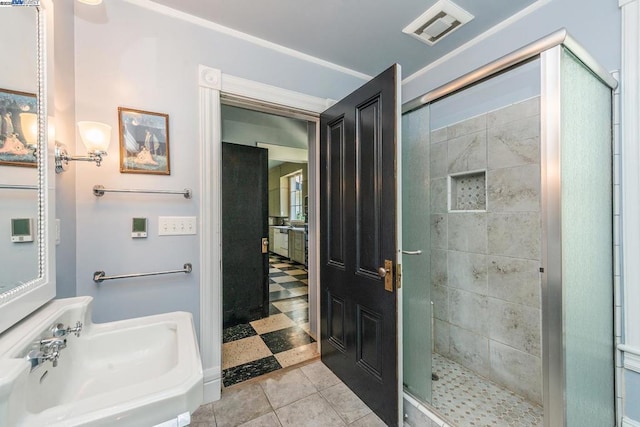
[402,30,616,427]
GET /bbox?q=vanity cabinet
[289,229,305,265]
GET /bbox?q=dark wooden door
[222,142,269,328]
[320,64,400,426]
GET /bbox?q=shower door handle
[401,249,422,255]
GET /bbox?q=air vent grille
[403,0,474,46]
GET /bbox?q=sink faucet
[26,337,67,370]
[25,321,82,371]
[39,337,67,367]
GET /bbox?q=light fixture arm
[65,153,105,165]
[55,143,107,174]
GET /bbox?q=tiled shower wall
[430,97,542,405]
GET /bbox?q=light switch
[158,216,197,236]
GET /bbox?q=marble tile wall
[430,97,543,405]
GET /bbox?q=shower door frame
[403,29,618,427]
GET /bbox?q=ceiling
[149,0,539,78]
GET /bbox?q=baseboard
[202,370,221,403]
[623,416,640,427]
[620,346,640,373]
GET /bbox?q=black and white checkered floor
[222,254,317,387]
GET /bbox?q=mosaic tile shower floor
[222,254,316,387]
[431,353,543,426]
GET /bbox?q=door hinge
[396,263,402,290]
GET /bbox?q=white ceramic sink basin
[0,297,203,426]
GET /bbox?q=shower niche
[448,171,487,211]
[402,31,615,427]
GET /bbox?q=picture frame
[118,107,170,175]
[0,88,37,168]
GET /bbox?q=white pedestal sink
[0,297,203,426]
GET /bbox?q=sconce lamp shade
[19,113,38,146]
[78,121,111,154]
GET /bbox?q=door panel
[357,305,383,378]
[328,292,347,351]
[320,64,400,427]
[356,97,382,276]
[222,142,269,328]
[328,119,346,267]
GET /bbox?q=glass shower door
[401,106,432,403]
[541,45,615,427]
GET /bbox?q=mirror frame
[0,0,55,335]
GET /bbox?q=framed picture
[118,107,170,175]
[0,88,37,168]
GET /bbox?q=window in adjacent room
[289,171,303,220]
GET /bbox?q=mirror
[0,2,55,334]
[0,6,38,294]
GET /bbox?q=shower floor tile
[431,353,543,427]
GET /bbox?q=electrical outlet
[158,216,197,236]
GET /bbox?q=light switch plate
[158,216,197,236]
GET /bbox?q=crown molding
[122,0,371,81]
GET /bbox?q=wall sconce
[55,121,111,174]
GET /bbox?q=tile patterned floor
[430,353,543,427]
[220,257,544,426]
[192,361,388,427]
[222,255,317,387]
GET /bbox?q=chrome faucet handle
[50,349,60,367]
[67,321,83,337]
[50,321,83,338]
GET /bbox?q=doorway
[220,103,320,387]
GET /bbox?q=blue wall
[69,0,364,336]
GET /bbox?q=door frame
[198,65,335,401]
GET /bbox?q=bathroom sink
[0,297,203,427]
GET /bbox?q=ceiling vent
[403,0,474,46]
